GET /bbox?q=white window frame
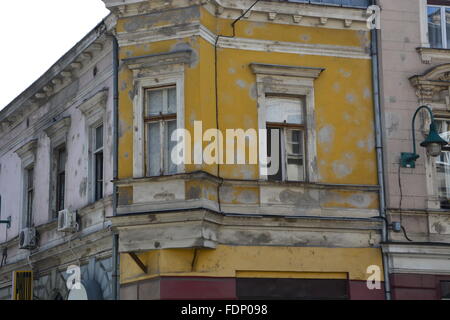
[144,86,178,177]
[133,71,185,178]
[431,117,450,209]
[44,117,71,219]
[92,123,105,202]
[265,97,307,182]
[426,3,450,49]
[14,139,38,228]
[123,51,191,179]
[251,63,322,183]
[78,90,108,204]
[24,166,35,228]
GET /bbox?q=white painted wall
[0,40,114,246]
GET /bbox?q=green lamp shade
[420,123,448,157]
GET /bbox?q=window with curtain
[266,96,306,182]
[427,1,450,48]
[436,119,450,209]
[145,86,178,177]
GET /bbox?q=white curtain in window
[444,151,450,199]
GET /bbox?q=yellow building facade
[103,0,385,300]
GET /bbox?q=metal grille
[13,271,33,300]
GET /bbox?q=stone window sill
[417,47,450,64]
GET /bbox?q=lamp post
[401,105,448,168]
[0,216,11,229]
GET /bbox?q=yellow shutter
[12,271,33,300]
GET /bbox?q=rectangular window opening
[266,96,306,182]
[427,2,450,48]
[94,124,104,201]
[145,86,178,177]
[25,167,34,227]
[435,119,450,209]
[56,147,66,213]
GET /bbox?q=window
[435,119,450,209]
[93,125,104,201]
[14,139,38,227]
[237,278,349,300]
[145,86,178,176]
[266,96,306,182]
[56,146,66,213]
[441,281,450,300]
[252,63,321,183]
[427,1,450,48]
[25,167,34,227]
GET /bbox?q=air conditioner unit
[57,209,78,233]
[19,228,37,250]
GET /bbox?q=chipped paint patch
[332,161,352,179]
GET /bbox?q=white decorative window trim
[15,139,38,169]
[417,47,450,65]
[44,117,71,219]
[78,90,108,203]
[419,0,430,49]
[251,63,323,183]
[124,51,188,178]
[410,64,450,209]
[44,117,72,149]
[15,139,38,229]
[78,89,108,126]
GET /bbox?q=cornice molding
[417,47,450,64]
[14,139,38,161]
[123,50,193,77]
[43,117,72,140]
[250,63,324,78]
[104,0,369,30]
[78,89,109,118]
[410,63,450,104]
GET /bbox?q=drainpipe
[370,0,392,300]
[110,31,120,301]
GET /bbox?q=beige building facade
[378,0,450,299]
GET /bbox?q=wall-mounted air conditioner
[57,209,79,233]
[19,228,37,250]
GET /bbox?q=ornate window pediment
[410,64,450,107]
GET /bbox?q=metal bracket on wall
[0,217,11,229]
[128,252,148,274]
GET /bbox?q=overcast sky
[0,1,109,110]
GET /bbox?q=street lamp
[400,105,448,168]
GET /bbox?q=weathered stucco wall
[110,0,384,295]
[115,4,379,215]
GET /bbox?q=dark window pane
[26,168,34,227]
[428,6,443,48]
[441,281,450,299]
[58,148,66,172]
[95,152,104,201]
[237,278,349,300]
[446,8,450,48]
[56,148,66,212]
[96,125,103,150]
[57,174,65,211]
